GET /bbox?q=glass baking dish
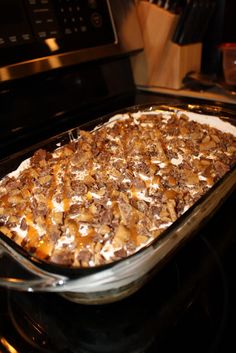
[0,103,235,305]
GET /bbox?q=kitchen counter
[137,84,236,105]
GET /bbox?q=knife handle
[171,0,193,44]
[169,0,187,14]
[156,0,166,6]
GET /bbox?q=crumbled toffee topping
[0,112,236,267]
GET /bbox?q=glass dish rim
[0,101,235,279]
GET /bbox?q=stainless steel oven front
[0,0,143,82]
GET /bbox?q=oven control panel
[0,0,116,67]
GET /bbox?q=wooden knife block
[131,1,202,90]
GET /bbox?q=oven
[0,1,236,352]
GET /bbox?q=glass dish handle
[0,240,66,291]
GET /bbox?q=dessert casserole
[0,108,236,268]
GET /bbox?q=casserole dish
[0,103,235,304]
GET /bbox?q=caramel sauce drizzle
[76,228,96,251]
[35,235,54,258]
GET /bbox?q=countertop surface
[137,84,236,105]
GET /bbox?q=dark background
[202,0,236,76]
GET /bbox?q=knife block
[131,1,202,90]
